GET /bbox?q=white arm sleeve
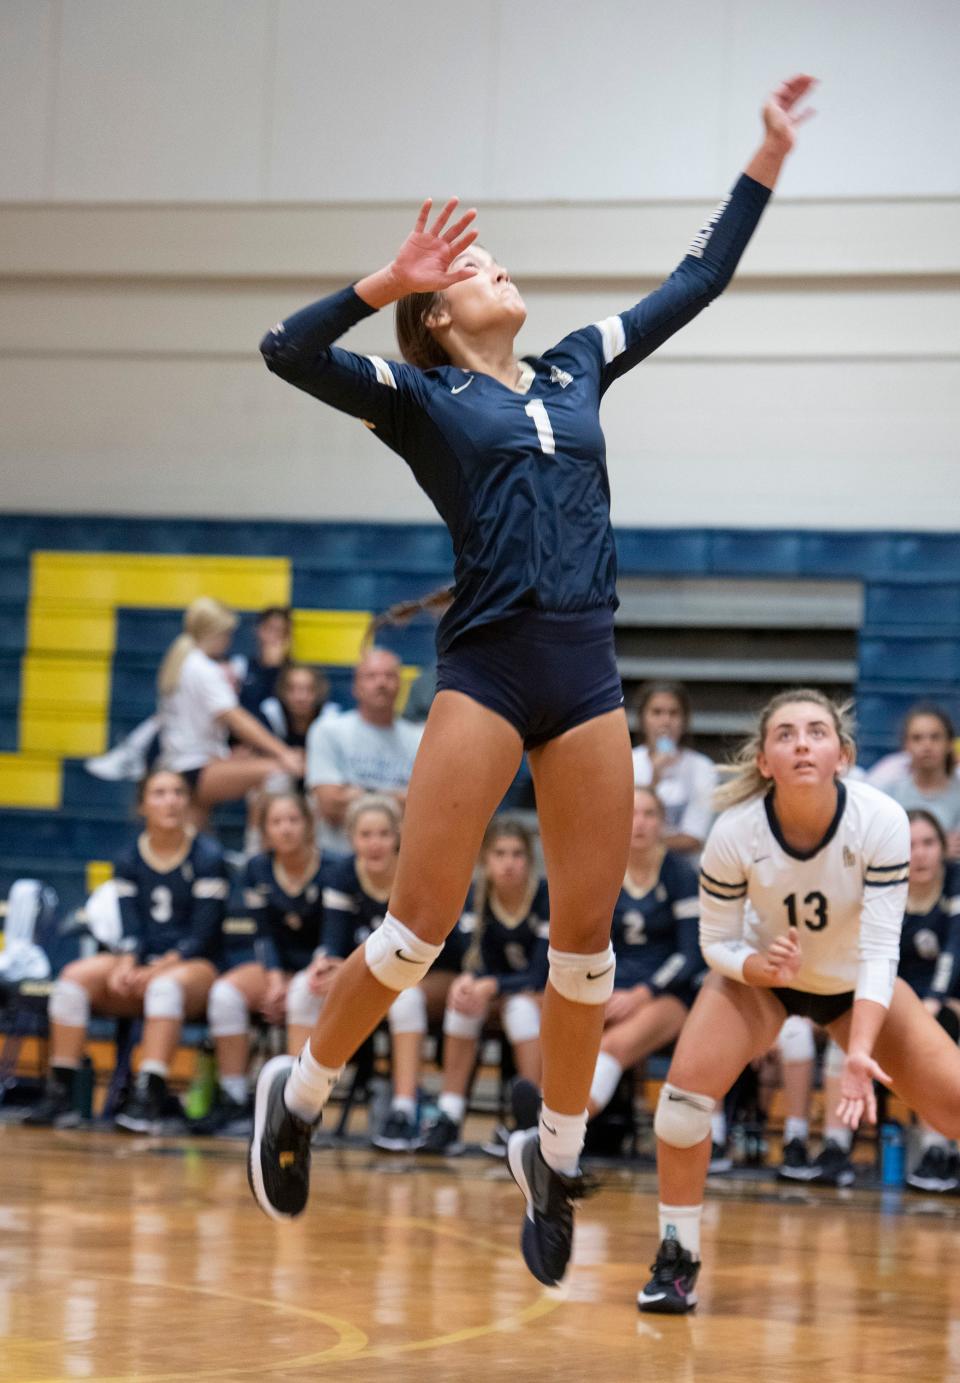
[856,802,910,1007]
[698,815,756,981]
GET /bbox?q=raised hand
[390,197,479,296]
[835,1049,892,1130]
[762,74,817,152]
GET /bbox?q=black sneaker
[907,1144,959,1193]
[247,1055,316,1221]
[507,1128,594,1287]
[115,1072,169,1134]
[778,1137,815,1181]
[372,1107,418,1152]
[22,1076,79,1129]
[637,1236,701,1314]
[416,1111,464,1156]
[189,1087,252,1137]
[481,1123,511,1159]
[708,1142,732,1173]
[808,1139,855,1187]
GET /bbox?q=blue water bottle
[880,1122,905,1186]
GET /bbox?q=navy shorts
[436,608,624,750]
[773,987,854,1025]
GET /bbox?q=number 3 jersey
[699,780,910,999]
[113,832,229,964]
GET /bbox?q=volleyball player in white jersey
[638,688,960,1314]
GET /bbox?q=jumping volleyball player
[638,690,960,1314]
[248,76,815,1288]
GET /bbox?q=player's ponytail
[363,586,455,651]
[714,688,856,811]
[395,291,452,370]
[157,597,238,698]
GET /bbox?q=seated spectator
[418,817,548,1158]
[322,795,466,1151]
[235,606,292,713]
[307,647,423,852]
[192,791,329,1134]
[632,681,717,857]
[257,664,337,752]
[586,788,701,1125]
[882,703,960,858]
[156,597,303,825]
[24,770,227,1132]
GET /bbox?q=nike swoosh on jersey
[586,964,614,980]
[450,376,474,394]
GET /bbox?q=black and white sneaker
[189,1087,252,1137]
[507,1128,594,1287]
[416,1111,464,1156]
[907,1145,959,1193]
[481,1123,511,1159]
[247,1055,316,1221]
[708,1142,733,1173]
[115,1072,169,1134]
[22,1076,79,1129]
[637,1236,700,1314]
[778,1137,815,1181]
[372,1108,418,1152]
[807,1139,855,1187]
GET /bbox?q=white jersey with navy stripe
[699,779,910,999]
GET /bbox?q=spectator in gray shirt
[306,648,423,852]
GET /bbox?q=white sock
[589,1052,623,1116]
[140,1059,168,1080]
[711,1110,727,1146]
[438,1092,466,1125]
[659,1202,702,1259]
[539,1104,586,1176]
[784,1117,809,1144]
[824,1124,852,1152]
[391,1095,416,1118]
[921,1127,949,1151]
[283,1041,341,1122]
[221,1075,248,1104]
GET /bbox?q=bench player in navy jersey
[26,769,228,1132]
[587,788,701,1122]
[249,76,816,1286]
[419,817,548,1157]
[192,792,328,1134]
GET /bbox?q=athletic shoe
[247,1054,316,1221]
[507,1128,594,1288]
[22,1078,79,1129]
[807,1139,855,1187]
[84,741,147,781]
[372,1108,418,1152]
[778,1137,816,1181]
[115,1072,170,1134]
[907,1145,959,1193]
[481,1123,511,1158]
[708,1142,733,1173]
[637,1237,700,1314]
[189,1088,253,1137]
[416,1111,464,1156]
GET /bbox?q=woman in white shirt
[632,682,717,856]
[157,598,304,823]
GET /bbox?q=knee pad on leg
[936,1004,960,1044]
[144,974,185,1021]
[824,1039,846,1079]
[547,944,616,1004]
[286,969,321,1028]
[502,993,541,1044]
[387,985,427,1035]
[654,1082,716,1149]
[364,913,443,991]
[778,1015,815,1064]
[49,977,90,1028]
[207,978,249,1038]
[442,1007,483,1040]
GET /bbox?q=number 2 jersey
[113,832,229,965]
[699,780,910,1000]
[260,176,772,655]
[611,852,702,1000]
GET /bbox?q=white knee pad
[286,968,322,1028]
[502,993,541,1045]
[49,977,90,1028]
[443,1007,483,1040]
[388,984,427,1035]
[207,978,249,1038]
[825,1039,846,1079]
[778,1015,815,1064]
[654,1082,716,1149]
[144,974,185,1021]
[364,913,443,992]
[547,944,616,1005]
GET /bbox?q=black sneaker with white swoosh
[507,1128,595,1286]
[637,1236,700,1314]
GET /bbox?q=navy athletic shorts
[773,987,854,1025]
[435,607,624,750]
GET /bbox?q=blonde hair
[345,793,403,840]
[157,597,238,698]
[714,688,856,811]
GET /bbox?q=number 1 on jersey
[524,399,555,456]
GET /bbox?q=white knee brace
[778,1015,815,1064]
[144,974,185,1021]
[388,985,427,1035]
[286,968,322,1028]
[364,913,443,991]
[443,1007,483,1040]
[825,1039,846,1079]
[547,944,616,1004]
[502,993,541,1044]
[654,1082,716,1149]
[207,978,250,1038]
[49,977,90,1028]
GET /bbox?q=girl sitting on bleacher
[25,768,228,1132]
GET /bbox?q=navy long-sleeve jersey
[113,832,229,965]
[323,855,468,973]
[610,851,702,1000]
[898,862,960,1000]
[261,175,771,654]
[243,851,327,973]
[462,879,550,994]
